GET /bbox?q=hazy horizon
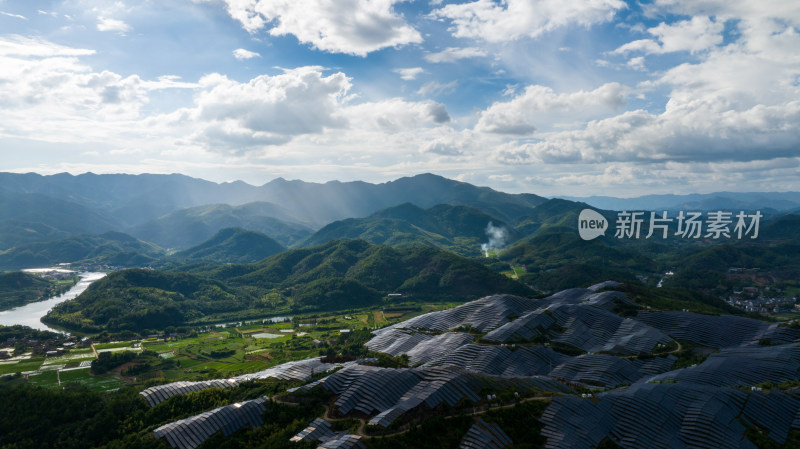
[4,170,800,199]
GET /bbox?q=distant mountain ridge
[0,172,549,258]
[130,202,312,249]
[560,192,800,212]
[0,172,547,229]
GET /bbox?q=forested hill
[171,228,286,264]
[0,232,164,271]
[298,203,518,256]
[43,240,533,332]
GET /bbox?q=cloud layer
[1,0,799,196]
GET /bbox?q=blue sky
[0,0,798,196]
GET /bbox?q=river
[0,271,106,332]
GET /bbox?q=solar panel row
[153,397,267,449]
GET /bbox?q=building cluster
[0,334,80,358]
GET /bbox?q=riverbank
[0,272,106,332]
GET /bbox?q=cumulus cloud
[97,16,131,33]
[344,98,450,132]
[482,1,800,172]
[394,67,424,80]
[220,0,422,56]
[151,66,453,153]
[233,48,261,60]
[424,46,487,63]
[419,129,475,156]
[433,0,626,42]
[476,82,630,135]
[0,43,145,119]
[0,36,196,146]
[492,97,800,166]
[613,16,724,54]
[172,67,351,150]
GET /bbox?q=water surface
[0,272,106,332]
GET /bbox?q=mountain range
[2,171,800,298]
[561,191,800,212]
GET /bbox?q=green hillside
[130,202,312,249]
[216,239,532,299]
[44,240,533,332]
[43,269,239,332]
[299,203,518,256]
[501,230,658,271]
[0,272,75,311]
[172,228,286,264]
[0,232,164,270]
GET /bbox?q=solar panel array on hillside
[637,311,800,348]
[140,357,353,406]
[322,364,572,428]
[649,343,800,387]
[548,354,676,388]
[153,397,267,449]
[540,382,800,449]
[459,418,513,449]
[484,304,673,355]
[365,329,475,365]
[375,294,544,334]
[422,344,569,377]
[291,418,367,449]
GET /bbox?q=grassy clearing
[0,358,43,375]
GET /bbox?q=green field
[3,302,448,390]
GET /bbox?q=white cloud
[613,16,724,55]
[172,67,351,150]
[221,0,422,56]
[483,1,800,175]
[416,80,457,96]
[0,35,95,57]
[613,39,662,55]
[1,11,27,20]
[424,46,486,63]
[652,0,800,25]
[0,36,198,148]
[492,95,800,166]
[344,98,450,132]
[233,48,261,60]
[97,16,131,33]
[627,56,646,71]
[156,66,452,152]
[650,16,724,53]
[433,0,626,42]
[476,82,630,135]
[394,67,424,80]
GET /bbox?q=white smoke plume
[481,221,508,257]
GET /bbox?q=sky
[0,0,798,197]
